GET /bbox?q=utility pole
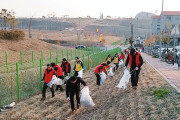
[130,17,134,48]
[29,17,32,38]
[159,0,164,59]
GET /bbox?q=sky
[0,0,180,18]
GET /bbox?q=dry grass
[0,61,179,120]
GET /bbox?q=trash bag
[56,78,62,85]
[78,69,83,78]
[116,69,131,90]
[47,75,57,88]
[80,86,95,107]
[100,72,107,85]
[119,59,124,67]
[108,67,114,76]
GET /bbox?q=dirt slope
[0,61,180,120]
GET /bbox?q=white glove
[67,73,70,76]
[135,67,139,70]
[67,97,70,101]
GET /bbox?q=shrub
[153,88,170,98]
[0,30,25,40]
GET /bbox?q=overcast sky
[0,0,180,18]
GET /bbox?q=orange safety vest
[129,52,140,68]
[55,65,63,77]
[95,65,105,74]
[62,62,70,73]
[44,69,54,83]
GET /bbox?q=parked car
[75,45,86,49]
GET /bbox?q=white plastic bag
[80,86,95,107]
[78,69,83,78]
[100,72,107,85]
[119,59,124,66]
[108,68,114,76]
[47,75,57,88]
[116,69,131,90]
[56,78,62,85]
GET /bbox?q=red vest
[95,65,105,74]
[129,52,140,68]
[62,62,70,73]
[44,69,54,83]
[55,65,63,77]
[121,54,125,59]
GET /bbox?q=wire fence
[0,47,101,73]
[0,47,121,107]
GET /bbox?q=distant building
[100,12,103,20]
[135,11,156,20]
[152,11,180,35]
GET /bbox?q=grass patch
[153,88,170,98]
[111,40,121,45]
[152,55,158,58]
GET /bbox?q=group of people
[41,57,86,111]
[41,47,143,112]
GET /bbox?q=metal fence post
[5,51,8,72]
[62,50,64,59]
[56,57,58,64]
[40,59,43,91]
[71,49,72,60]
[88,52,90,70]
[16,62,20,101]
[67,50,69,61]
[32,51,34,67]
[20,51,22,69]
[50,50,52,62]
[56,50,58,63]
[41,50,43,64]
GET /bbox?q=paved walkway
[141,53,180,93]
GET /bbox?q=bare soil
[0,61,180,120]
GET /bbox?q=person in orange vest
[112,53,120,72]
[41,64,55,100]
[94,61,110,86]
[120,52,125,62]
[51,63,64,91]
[61,58,71,77]
[125,48,143,89]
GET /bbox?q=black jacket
[125,52,143,70]
[66,77,86,97]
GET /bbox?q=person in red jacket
[125,48,143,89]
[61,58,71,77]
[51,63,64,91]
[41,64,55,100]
[120,52,125,61]
[94,61,110,86]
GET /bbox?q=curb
[144,54,180,93]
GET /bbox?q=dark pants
[114,63,119,72]
[70,90,80,111]
[131,69,140,87]
[42,82,54,98]
[74,71,79,76]
[95,73,101,86]
[56,76,64,91]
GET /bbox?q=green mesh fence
[0,47,121,107]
